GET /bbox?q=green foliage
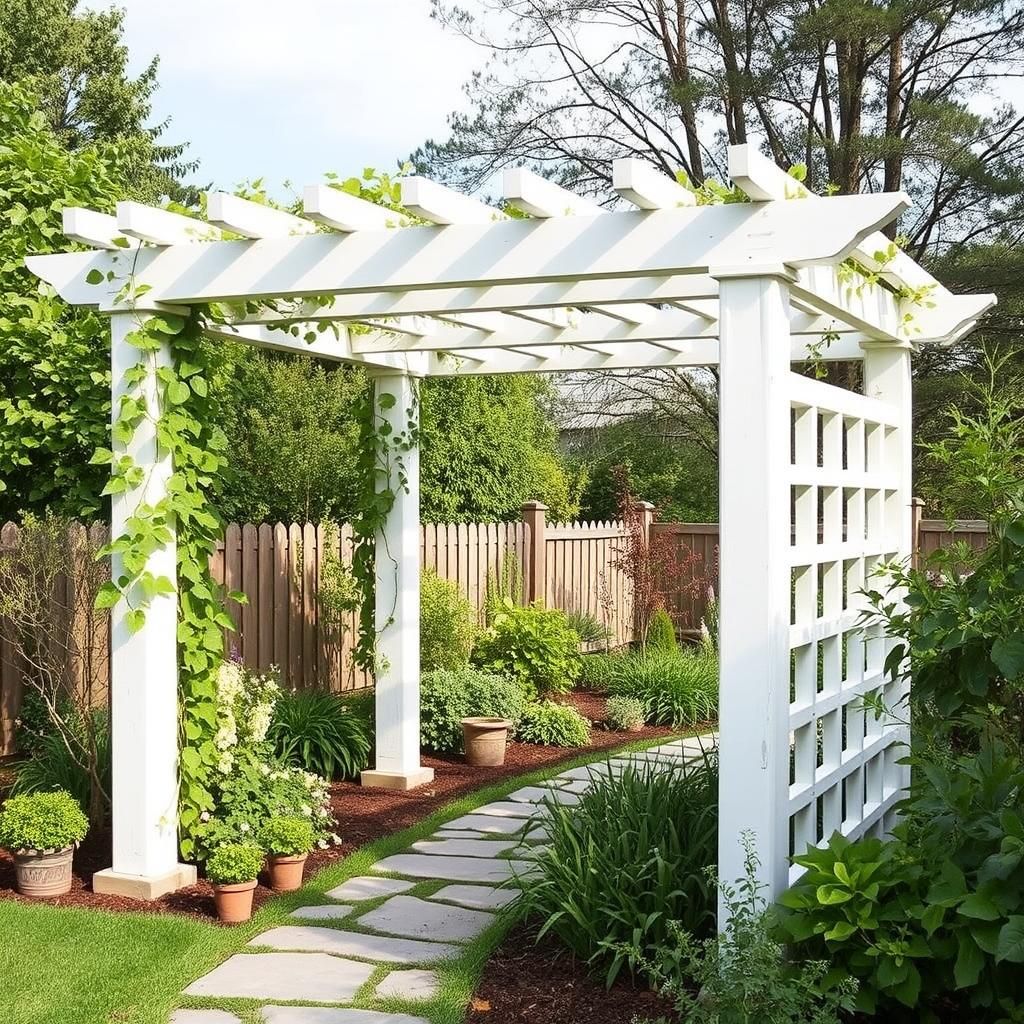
[419,668,527,753]
[268,688,372,781]
[258,815,315,857]
[204,842,264,885]
[563,609,611,646]
[634,835,855,1024]
[0,790,88,852]
[604,694,645,731]
[483,559,523,625]
[516,759,718,986]
[646,607,678,652]
[516,701,590,746]
[591,649,718,727]
[473,599,581,698]
[420,568,476,671]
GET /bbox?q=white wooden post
[93,312,197,899]
[716,272,794,916]
[361,371,434,791]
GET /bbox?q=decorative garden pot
[266,853,308,892]
[213,879,257,924]
[12,846,75,898]
[462,717,512,767]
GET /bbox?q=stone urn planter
[12,846,75,898]
[266,853,308,892]
[462,717,513,767]
[213,879,258,924]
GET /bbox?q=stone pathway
[173,735,711,1024]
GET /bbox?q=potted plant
[0,790,88,898]
[259,816,315,892]
[461,717,514,766]
[206,842,264,924]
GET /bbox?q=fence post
[634,501,656,640]
[911,496,924,568]
[521,501,548,604]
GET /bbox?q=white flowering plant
[192,659,341,860]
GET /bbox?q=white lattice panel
[785,373,909,884]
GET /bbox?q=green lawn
[0,735,688,1024]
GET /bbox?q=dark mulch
[0,691,690,922]
[467,923,678,1024]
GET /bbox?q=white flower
[317,839,328,849]
[260,764,271,777]
[240,822,250,833]
[217,751,234,775]
[301,804,312,816]
[200,811,211,823]
[330,833,342,845]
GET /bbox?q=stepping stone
[358,894,495,943]
[171,1012,240,1024]
[262,1009,428,1024]
[509,843,549,859]
[289,904,354,920]
[428,884,518,911]
[524,826,550,841]
[556,764,608,781]
[431,828,493,840]
[372,853,536,884]
[507,785,580,806]
[373,968,439,1001]
[184,952,372,1002]
[251,926,459,964]
[432,814,526,835]
[410,838,517,858]
[326,876,415,902]
[472,800,548,819]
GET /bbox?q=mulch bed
[0,691,686,923]
[467,923,678,1024]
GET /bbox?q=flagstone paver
[177,738,707,1024]
[184,953,373,1002]
[357,894,495,943]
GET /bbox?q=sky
[83,0,481,198]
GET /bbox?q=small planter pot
[462,717,512,767]
[12,846,75,898]
[213,879,257,924]
[266,853,308,892]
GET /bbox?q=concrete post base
[92,863,198,900]
[361,767,435,792]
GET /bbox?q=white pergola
[27,145,993,904]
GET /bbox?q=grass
[0,732,701,1024]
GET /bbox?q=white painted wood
[400,176,506,225]
[206,192,317,239]
[613,158,696,209]
[108,312,181,879]
[716,274,794,905]
[503,167,603,217]
[116,202,222,245]
[63,207,138,250]
[303,185,402,231]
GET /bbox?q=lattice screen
[786,372,909,884]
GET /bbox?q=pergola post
[716,273,794,912]
[93,312,196,900]
[361,371,435,791]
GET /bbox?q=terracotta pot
[213,879,257,924]
[626,721,644,733]
[462,717,512,767]
[12,846,75,898]
[266,852,308,892]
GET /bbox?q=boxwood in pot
[0,790,88,898]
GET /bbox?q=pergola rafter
[24,145,994,910]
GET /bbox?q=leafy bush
[473,599,581,698]
[516,758,718,984]
[205,842,265,885]
[563,610,611,646]
[259,815,315,857]
[420,668,528,753]
[646,607,678,652]
[605,694,645,731]
[631,834,855,1024]
[516,701,591,746]
[0,790,89,852]
[578,651,623,691]
[269,688,372,781]
[596,649,718,726]
[421,568,476,670]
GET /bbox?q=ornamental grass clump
[516,701,591,746]
[269,688,372,781]
[604,648,718,727]
[0,790,88,853]
[516,756,718,986]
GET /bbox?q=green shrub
[517,701,590,746]
[420,668,528,753]
[563,610,611,646]
[578,651,624,691]
[473,599,581,698]
[0,790,89,851]
[259,815,315,857]
[421,568,476,670]
[605,694,645,731]
[646,607,678,652]
[205,842,264,885]
[604,649,718,727]
[516,758,718,985]
[269,688,372,780]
